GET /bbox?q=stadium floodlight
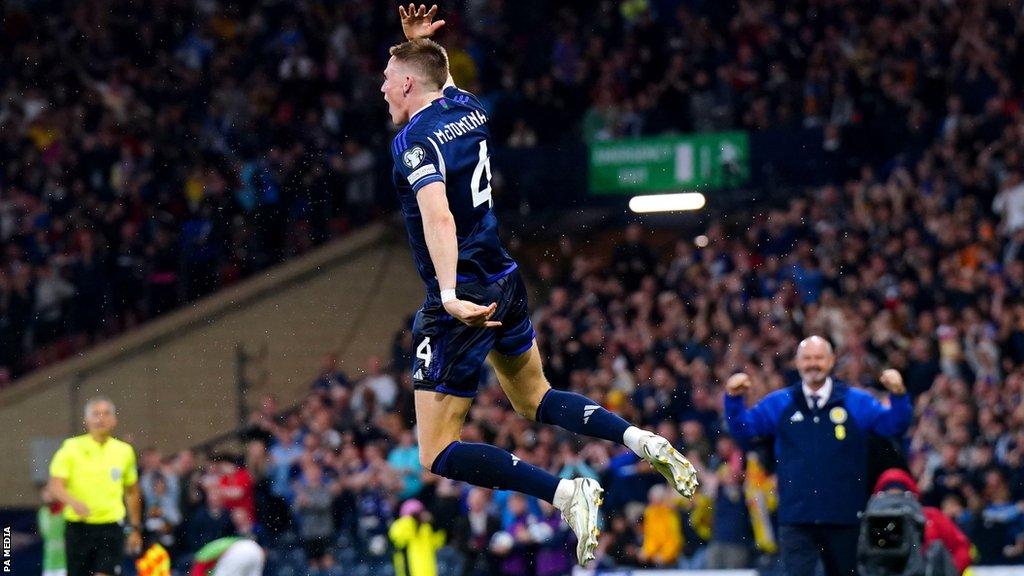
[628,192,706,213]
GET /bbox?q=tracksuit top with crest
[725,380,912,526]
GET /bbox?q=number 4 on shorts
[416,337,432,367]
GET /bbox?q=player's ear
[404,76,413,97]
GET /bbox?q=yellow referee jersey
[49,434,138,524]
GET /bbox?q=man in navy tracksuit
[724,336,912,576]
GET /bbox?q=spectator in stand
[612,223,657,292]
[183,486,232,554]
[388,429,422,500]
[638,484,683,568]
[138,449,162,497]
[994,171,1024,236]
[311,353,350,393]
[356,355,398,412]
[974,469,1024,565]
[389,499,445,576]
[534,499,574,576]
[140,449,181,520]
[32,260,75,351]
[171,450,201,526]
[705,438,755,569]
[596,514,641,568]
[142,472,182,551]
[267,423,304,503]
[451,488,501,576]
[493,493,536,576]
[208,455,256,526]
[348,447,396,564]
[292,463,336,573]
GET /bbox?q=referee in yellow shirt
[48,396,143,576]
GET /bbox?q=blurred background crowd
[8,0,1024,573]
[6,0,1024,381]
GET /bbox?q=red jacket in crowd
[873,468,972,574]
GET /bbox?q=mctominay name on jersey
[432,109,488,144]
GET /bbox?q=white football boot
[637,432,699,498]
[558,477,604,565]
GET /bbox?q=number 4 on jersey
[471,140,493,208]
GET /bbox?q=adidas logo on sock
[583,405,600,424]
[511,454,520,466]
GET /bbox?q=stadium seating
[5,0,1024,573]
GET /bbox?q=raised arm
[399,4,455,88]
[723,373,783,445]
[851,369,912,437]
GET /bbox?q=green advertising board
[589,131,750,194]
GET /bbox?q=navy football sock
[535,389,631,444]
[430,441,560,503]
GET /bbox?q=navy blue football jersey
[391,85,517,296]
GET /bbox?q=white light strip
[628,193,706,213]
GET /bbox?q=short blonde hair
[389,38,448,90]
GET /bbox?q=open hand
[399,4,446,40]
[444,299,502,328]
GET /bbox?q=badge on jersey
[834,425,846,440]
[829,406,847,424]
[111,467,123,481]
[402,146,426,168]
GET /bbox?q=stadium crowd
[0,0,393,381]
[14,0,1024,573]
[6,0,1024,381]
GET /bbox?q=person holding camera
[870,468,971,575]
[724,336,912,576]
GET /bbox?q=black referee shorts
[65,522,124,576]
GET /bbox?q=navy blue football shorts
[411,269,536,397]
